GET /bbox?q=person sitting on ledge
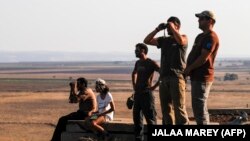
[51,77,97,141]
[86,78,115,140]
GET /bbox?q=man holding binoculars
[51,77,97,141]
[144,16,189,125]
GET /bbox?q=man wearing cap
[185,10,219,125]
[144,16,189,125]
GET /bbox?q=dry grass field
[0,61,250,141]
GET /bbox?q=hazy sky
[0,0,250,61]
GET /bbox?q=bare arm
[150,80,159,91]
[98,100,115,117]
[184,49,211,76]
[132,70,137,91]
[69,81,89,102]
[70,81,77,96]
[150,61,160,90]
[144,29,159,46]
[168,22,188,46]
[132,62,138,91]
[89,89,97,116]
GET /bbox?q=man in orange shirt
[185,10,220,125]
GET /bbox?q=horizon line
[1,57,250,63]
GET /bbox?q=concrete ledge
[62,120,147,141]
[61,132,135,141]
[66,120,147,133]
[209,108,250,115]
[61,119,221,141]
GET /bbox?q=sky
[0,0,250,62]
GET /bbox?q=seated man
[51,77,97,141]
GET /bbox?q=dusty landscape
[0,60,250,141]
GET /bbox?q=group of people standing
[132,10,219,141]
[51,10,219,141]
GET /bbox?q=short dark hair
[167,16,181,26]
[136,43,148,54]
[77,77,88,87]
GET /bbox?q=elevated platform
[61,109,250,140]
[61,119,144,141]
[61,118,220,141]
[209,108,250,115]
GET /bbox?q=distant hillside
[0,61,135,70]
[3,51,248,62]
[0,51,139,62]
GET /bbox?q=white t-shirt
[97,92,114,121]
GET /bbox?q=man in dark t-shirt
[185,10,219,125]
[132,43,160,141]
[144,16,189,125]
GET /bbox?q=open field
[0,61,250,141]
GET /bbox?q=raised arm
[144,23,166,46]
[168,22,188,46]
[144,29,159,46]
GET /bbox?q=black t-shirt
[157,36,187,78]
[133,58,160,92]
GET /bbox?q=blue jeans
[191,81,213,125]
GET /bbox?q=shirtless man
[51,77,97,141]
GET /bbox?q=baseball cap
[195,10,216,21]
[96,78,106,85]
